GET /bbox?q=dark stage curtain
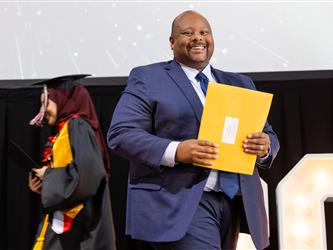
[1,70,333,250]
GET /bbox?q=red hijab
[48,85,110,174]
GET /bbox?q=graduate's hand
[28,172,42,194]
[243,132,270,158]
[176,139,219,166]
[32,166,48,180]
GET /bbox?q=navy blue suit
[107,60,279,249]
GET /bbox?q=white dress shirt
[161,63,220,191]
[160,63,270,192]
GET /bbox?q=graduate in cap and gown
[28,74,116,250]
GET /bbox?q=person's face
[41,93,57,125]
[170,12,214,71]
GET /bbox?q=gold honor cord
[33,214,49,250]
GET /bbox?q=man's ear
[169,36,174,50]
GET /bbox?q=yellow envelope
[196,82,273,175]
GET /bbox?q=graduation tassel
[33,214,49,250]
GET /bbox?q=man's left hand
[243,132,270,158]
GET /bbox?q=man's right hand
[175,139,219,166]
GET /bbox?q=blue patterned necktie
[219,171,239,199]
[195,71,239,199]
[195,72,209,95]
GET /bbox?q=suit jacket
[107,60,279,250]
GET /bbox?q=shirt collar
[179,62,215,82]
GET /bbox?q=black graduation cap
[32,74,91,89]
[29,74,91,126]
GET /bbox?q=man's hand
[243,132,270,158]
[175,139,219,166]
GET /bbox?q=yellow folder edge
[196,82,273,175]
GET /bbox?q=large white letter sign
[277,154,333,249]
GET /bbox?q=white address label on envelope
[221,116,239,144]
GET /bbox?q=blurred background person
[29,74,116,250]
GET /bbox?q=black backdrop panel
[1,70,333,250]
[325,197,333,249]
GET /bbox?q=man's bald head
[169,10,214,71]
[171,10,211,37]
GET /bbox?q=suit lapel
[211,66,241,88]
[211,66,230,86]
[165,60,203,123]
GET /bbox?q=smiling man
[170,11,214,71]
[108,10,279,250]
